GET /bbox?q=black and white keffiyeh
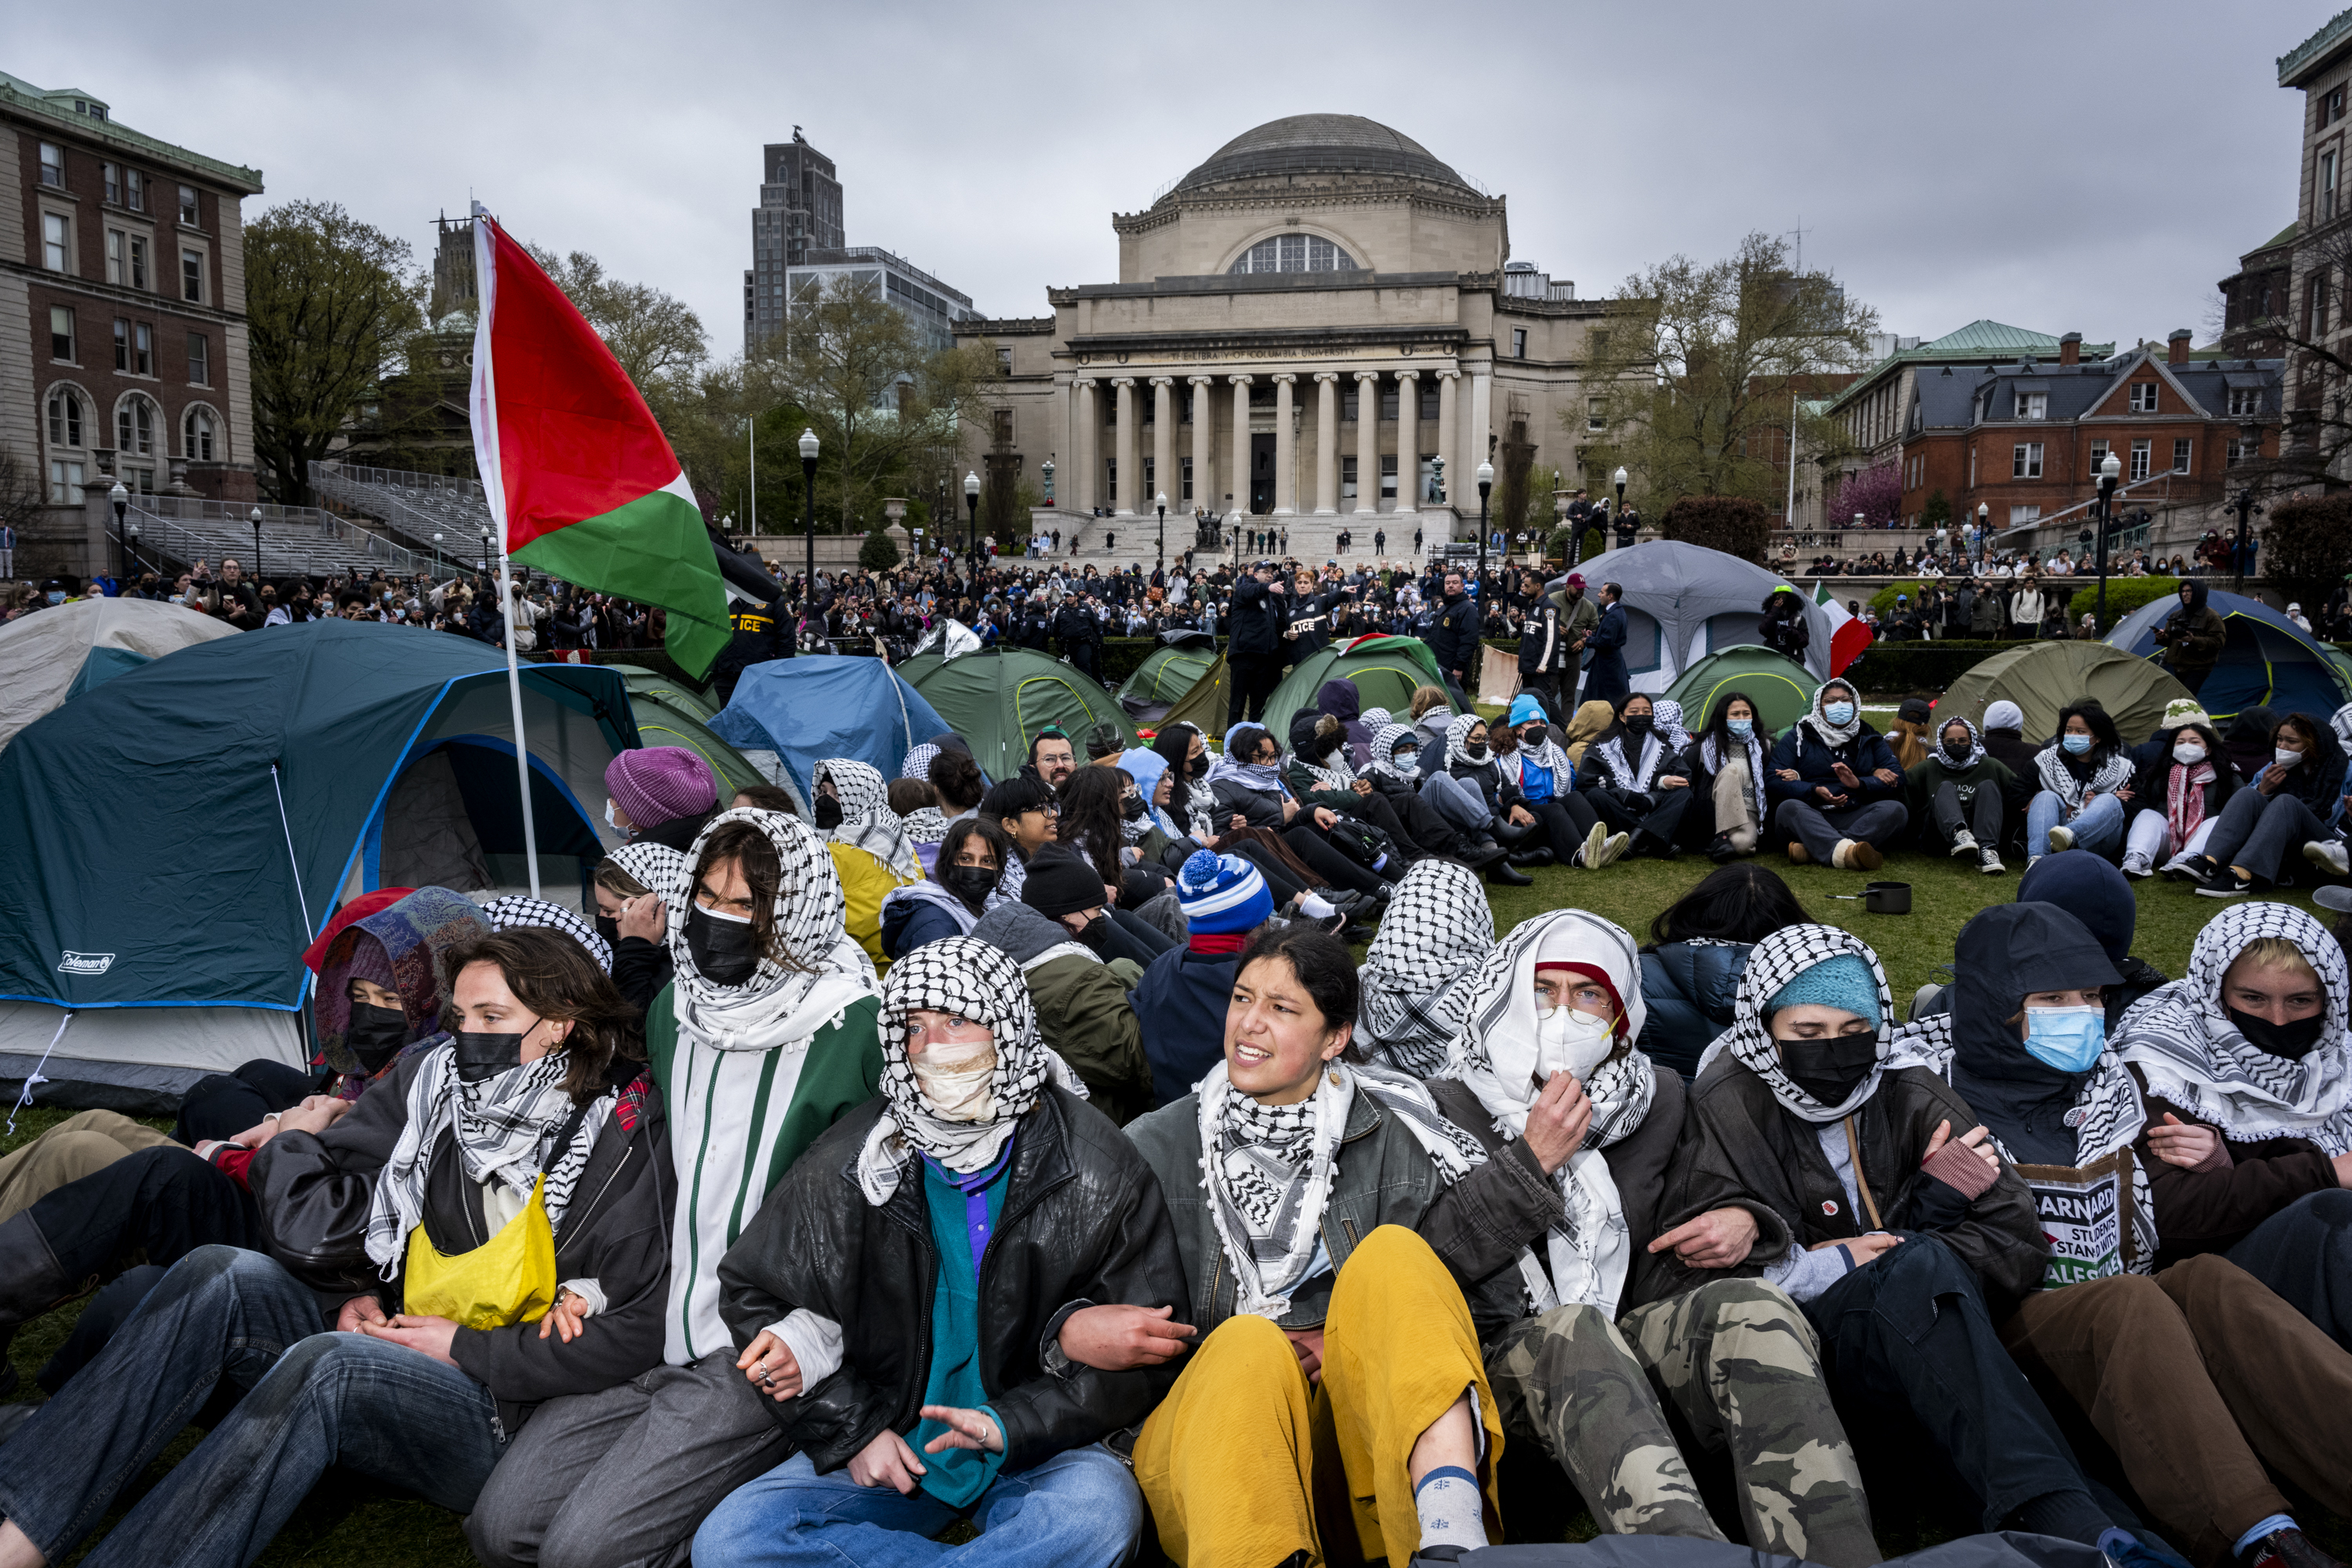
[1205,725,1287,795]
[364,1045,611,1276]
[1358,861,1495,1076]
[1443,712,1488,769]
[896,744,951,845]
[2034,745,2135,815]
[1516,723,1571,782]
[900,742,941,782]
[1366,721,1422,782]
[856,935,1084,1204]
[1698,729,1769,826]
[482,896,613,974]
[1931,717,1987,772]
[1720,924,1900,1123]
[820,757,922,881]
[1798,684,1863,749]
[1196,1059,1352,1318]
[1651,699,1693,753]
[2112,902,2352,1156]
[1440,908,1659,1316]
[1585,728,1666,793]
[608,840,689,905]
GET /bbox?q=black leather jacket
[717,1085,1187,1474]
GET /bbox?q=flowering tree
[1828,464,1902,528]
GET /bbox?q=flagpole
[470,202,543,898]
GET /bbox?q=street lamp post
[1975,502,1989,570]
[431,532,443,577]
[110,481,129,579]
[1475,459,1495,597]
[125,520,140,578]
[1155,490,1167,568]
[1042,456,1056,510]
[964,470,981,563]
[797,428,820,594]
[249,506,264,589]
[2232,417,2265,593]
[2094,451,2122,633]
[1613,466,1628,546]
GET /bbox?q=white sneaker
[1949,832,1978,857]
[2026,855,2042,871]
[1580,822,1608,871]
[1980,849,2006,874]
[2046,825,2075,853]
[1591,832,1632,869]
[2122,853,2153,878]
[2305,839,2350,877]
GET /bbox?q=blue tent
[2106,588,2352,721]
[708,657,953,799]
[0,622,639,1107]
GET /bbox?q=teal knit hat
[1765,953,1882,1030]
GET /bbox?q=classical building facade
[956,114,1612,564]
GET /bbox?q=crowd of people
[3,621,2352,1568]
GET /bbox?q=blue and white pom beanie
[1175,850,1274,935]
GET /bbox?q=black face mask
[1073,912,1111,952]
[2227,1004,2328,1060]
[452,1022,538,1084]
[1943,741,1973,762]
[1623,715,1653,735]
[1188,755,1209,779]
[1777,1033,1881,1108]
[594,913,620,946]
[345,1001,412,1074]
[1521,726,1548,747]
[812,796,844,830]
[941,864,1000,911]
[1120,793,1147,821]
[685,906,764,987]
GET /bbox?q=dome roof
[1171,114,1473,197]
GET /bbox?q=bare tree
[0,445,45,543]
[527,245,708,391]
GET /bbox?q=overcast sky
[15,0,2331,357]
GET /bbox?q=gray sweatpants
[1927,779,2002,851]
[1421,771,1493,836]
[2203,787,2332,884]
[466,1350,789,1568]
[1774,797,1909,865]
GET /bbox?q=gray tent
[1582,541,1832,695]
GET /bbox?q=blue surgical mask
[1726,719,1754,740]
[1823,702,1855,727]
[2023,1004,2106,1073]
[2062,733,2093,755]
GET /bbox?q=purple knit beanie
[606,746,717,829]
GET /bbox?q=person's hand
[1312,806,1337,830]
[537,1289,595,1345]
[1812,1232,1903,1265]
[2259,764,2287,796]
[359,1313,461,1368]
[1286,1327,1327,1383]
[1522,1071,1593,1173]
[1508,805,1536,826]
[1352,779,1374,797]
[336,1294,390,1334]
[1776,768,1801,782]
[1923,1120,2000,1174]
[2148,1112,2228,1171]
[617,894,666,945]
[1646,1207,1760,1269]
[1813,785,1849,807]
[271,1095,353,1139]
[1228,812,1249,831]
[1831,762,1861,789]
[2334,1149,2352,1189]
[2114,786,2135,803]
[848,1426,928,1494]
[920,1405,1005,1455]
[1872,768,1901,787]
[735,1330,804,1399]
[1657,775,1688,790]
[1057,1304,1199,1370]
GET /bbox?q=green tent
[1259,635,1458,751]
[613,666,783,808]
[1158,653,1230,740]
[1664,645,1820,739]
[898,645,1138,784]
[1116,644,1216,724]
[1940,640,2196,746]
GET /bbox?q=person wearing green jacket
[1905,715,2016,875]
[468,808,887,1568]
[967,899,1156,1124]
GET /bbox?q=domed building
[956,114,1610,563]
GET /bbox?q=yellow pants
[1134,1224,1503,1567]
[0,1110,174,1225]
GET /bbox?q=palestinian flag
[1809,579,1871,676]
[468,205,729,677]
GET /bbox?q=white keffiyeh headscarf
[819,757,922,881]
[482,896,613,974]
[1443,712,1490,770]
[1358,861,1495,1077]
[2112,902,2352,1156]
[1932,716,1987,772]
[1716,924,1901,1123]
[1798,682,1863,749]
[1366,721,1423,782]
[1651,699,1693,753]
[608,840,689,906]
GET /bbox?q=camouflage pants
[1621,1279,1879,1568]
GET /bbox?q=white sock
[1413,1466,1488,1552]
[1298,891,1337,919]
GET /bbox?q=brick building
[1820,320,2114,489]
[3,72,262,579]
[2217,223,2294,358]
[2280,10,2352,480]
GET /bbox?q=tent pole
[495,546,543,898]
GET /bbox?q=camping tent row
[2105,588,2352,723]
[1594,540,1834,695]
[0,597,238,752]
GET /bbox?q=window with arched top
[46,387,85,448]
[1230,234,1357,274]
[117,394,156,457]
[184,406,216,461]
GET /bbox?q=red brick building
[4,71,263,575]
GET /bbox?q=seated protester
[1355,860,1495,1076]
[2127,717,2235,879]
[693,936,1183,1568]
[1364,720,1506,869]
[1024,723,1080,789]
[2178,714,2349,897]
[1498,691,1608,864]
[1058,764,1176,912]
[1683,690,1769,863]
[1573,692,1690,863]
[1913,905,2352,1568]
[731,782,800,816]
[1766,680,1910,873]
[1018,843,1172,971]
[0,929,667,1568]
[1908,715,2014,875]
[1317,675,1375,770]
[483,895,614,975]
[815,757,924,970]
[1978,699,2043,814]
[2113,904,2352,1349]
[1887,697,1934,770]
[2220,706,2280,790]
[968,896,1155,1125]
[1208,722,1397,901]
[889,775,947,875]
[605,744,720,852]
[466,811,887,1568]
[1429,911,1877,1566]
[881,818,1012,960]
[595,840,688,1013]
[2015,853,2172,1029]
[1652,926,2175,1564]
[2026,702,2136,867]
[1408,683,1458,779]
[1122,925,1509,1565]
[1418,713,1553,887]
[1563,698,1617,772]
[1639,865,1809,1083]
[1131,851,1276,1109]
[1150,723,1220,844]
[978,773,1058,906]
[928,746,988,833]
[1287,710,1451,865]
[1117,745,1194,856]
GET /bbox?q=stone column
[1467,369,1493,481]
[1112,377,1137,518]
[1354,371,1381,517]
[1229,373,1254,521]
[1189,376,1216,531]
[1435,370,1460,512]
[1271,373,1298,517]
[1393,368,1420,519]
[1150,377,1175,522]
[1073,379,1098,513]
[1312,373,1340,516]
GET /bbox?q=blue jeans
[0,1246,504,1568]
[694,1443,1142,1568]
[2026,790,2125,858]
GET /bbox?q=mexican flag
[1809,579,1871,676]
[468,205,730,677]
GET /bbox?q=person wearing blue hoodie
[1127,851,1275,1108]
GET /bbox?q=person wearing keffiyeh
[1572,692,1690,863]
[1765,680,1910,873]
[694,935,1182,1567]
[2024,702,2136,866]
[2120,716,2234,879]
[815,757,923,970]
[1904,713,2015,875]
[1356,860,1494,1076]
[1682,689,1769,862]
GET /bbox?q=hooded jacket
[2259,715,2349,818]
[1945,905,2126,1167]
[2157,583,2227,675]
[968,901,1154,1125]
[1637,941,1754,1083]
[1317,677,1374,770]
[2013,853,2170,1029]
[2221,706,2278,785]
[1766,693,1903,807]
[312,887,494,1092]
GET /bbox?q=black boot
[1507,847,1553,869]
[1456,835,1508,869]
[0,1212,81,1344]
[1490,818,1537,848]
[1486,858,1534,887]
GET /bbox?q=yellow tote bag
[401,1172,559,1330]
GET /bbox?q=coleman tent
[1116,630,1218,724]
[898,644,1136,783]
[1940,639,2198,746]
[1663,645,1821,739]
[0,622,641,1110]
[708,656,953,800]
[1261,634,1460,752]
[2106,588,2352,722]
[0,597,237,751]
[1588,541,1834,694]
[1158,653,1231,740]
[614,666,793,811]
